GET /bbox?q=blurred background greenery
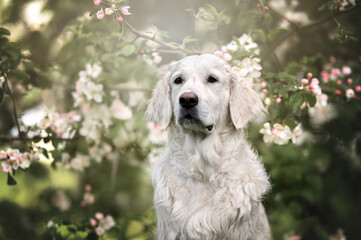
[0,0,361,239]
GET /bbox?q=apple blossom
[94,0,101,6]
[264,98,271,105]
[307,72,312,78]
[116,16,123,22]
[342,66,352,75]
[223,53,232,61]
[97,8,104,20]
[346,89,355,99]
[347,78,352,85]
[301,78,309,85]
[335,90,341,95]
[276,97,282,103]
[337,80,342,86]
[214,50,223,57]
[355,85,361,92]
[121,6,131,15]
[0,151,7,159]
[105,8,114,15]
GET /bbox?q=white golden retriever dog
[146,54,271,240]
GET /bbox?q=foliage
[0,0,361,239]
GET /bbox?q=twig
[262,5,361,63]
[260,13,284,71]
[268,7,299,30]
[123,20,198,56]
[0,136,80,143]
[0,67,22,138]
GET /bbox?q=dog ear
[229,67,264,129]
[146,72,172,129]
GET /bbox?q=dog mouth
[178,111,214,133]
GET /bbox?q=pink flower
[0,151,7,159]
[347,78,352,85]
[7,148,19,161]
[94,0,101,6]
[260,81,267,88]
[116,16,123,22]
[311,78,319,85]
[355,85,361,92]
[301,78,309,85]
[307,72,312,78]
[264,98,271,105]
[335,90,341,95]
[321,70,330,83]
[223,53,232,62]
[331,68,340,76]
[342,66,352,75]
[95,212,104,220]
[337,80,342,86]
[214,50,223,57]
[276,97,281,103]
[121,6,131,15]
[262,89,268,94]
[97,8,104,20]
[90,219,97,227]
[85,184,92,192]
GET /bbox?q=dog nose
[179,92,198,109]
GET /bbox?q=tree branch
[0,67,22,138]
[123,20,199,56]
[262,5,361,63]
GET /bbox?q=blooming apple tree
[0,0,361,239]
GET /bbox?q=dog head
[146,54,263,134]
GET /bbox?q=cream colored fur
[146,54,271,240]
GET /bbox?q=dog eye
[207,76,218,83]
[174,77,183,84]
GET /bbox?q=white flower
[152,52,162,64]
[18,153,31,169]
[89,146,105,163]
[259,122,273,143]
[238,34,259,54]
[346,89,355,99]
[83,81,103,103]
[260,122,300,145]
[292,124,303,144]
[147,122,168,144]
[238,57,262,83]
[79,119,100,142]
[226,41,238,52]
[51,190,71,211]
[38,118,51,129]
[68,154,90,172]
[93,213,115,236]
[111,99,133,120]
[105,8,114,15]
[308,94,337,127]
[86,63,102,79]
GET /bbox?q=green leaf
[289,92,304,112]
[119,44,136,57]
[305,93,316,107]
[0,28,10,36]
[42,148,49,159]
[7,173,17,186]
[283,118,298,129]
[182,36,198,45]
